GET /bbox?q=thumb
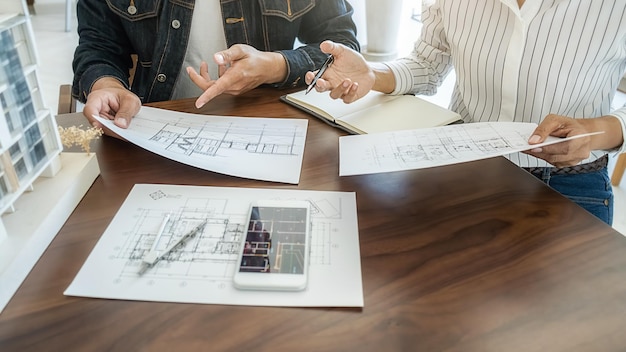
[114,96,141,129]
[320,40,344,57]
[528,134,543,145]
[529,116,564,144]
[215,45,245,66]
[214,52,226,66]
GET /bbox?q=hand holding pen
[305,54,334,94]
[304,40,377,103]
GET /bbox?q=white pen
[138,213,170,275]
[150,212,170,255]
[138,218,207,275]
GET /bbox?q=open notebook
[281,90,462,134]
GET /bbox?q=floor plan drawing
[65,184,363,307]
[94,106,308,184]
[148,117,302,157]
[340,122,601,176]
[388,123,529,164]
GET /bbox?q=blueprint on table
[94,106,308,184]
[339,121,601,176]
[64,184,363,307]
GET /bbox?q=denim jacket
[72,0,359,103]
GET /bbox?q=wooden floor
[28,0,626,235]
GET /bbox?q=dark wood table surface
[2,88,626,351]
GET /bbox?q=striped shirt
[386,0,626,167]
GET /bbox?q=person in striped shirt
[307,0,626,225]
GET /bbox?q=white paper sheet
[94,106,308,184]
[64,184,363,307]
[339,121,602,176]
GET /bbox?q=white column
[362,0,404,62]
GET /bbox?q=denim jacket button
[157,74,167,83]
[171,20,181,29]
[127,6,137,15]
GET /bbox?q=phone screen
[238,205,308,275]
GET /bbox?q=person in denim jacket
[72,0,359,136]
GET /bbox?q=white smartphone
[233,200,311,291]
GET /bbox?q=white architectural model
[0,3,63,231]
[0,1,100,314]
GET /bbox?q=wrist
[371,63,395,94]
[586,115,624,150]
[267,52,288,85]
[92,77,126,91]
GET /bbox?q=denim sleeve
[274,1,360,89]
[71,0,135,103]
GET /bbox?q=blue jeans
[528,167,613,225]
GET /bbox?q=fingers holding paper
[83,77,141,139]
[524,114,618,168]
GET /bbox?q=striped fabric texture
[386,0,626,167]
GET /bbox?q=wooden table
[2,88,626,351]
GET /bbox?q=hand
[525,114,597,168]
[304,40,376,103]
[189,44,288,108]
[82,77,141,139]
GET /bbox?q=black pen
[305,54,334,94]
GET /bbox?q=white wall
[349,0,367,46]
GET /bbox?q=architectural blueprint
[94,106,308,184]
[64,184,363,307]
[339,122,601,176]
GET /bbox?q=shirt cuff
[608,107,626,155]
[384,60,415,96]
